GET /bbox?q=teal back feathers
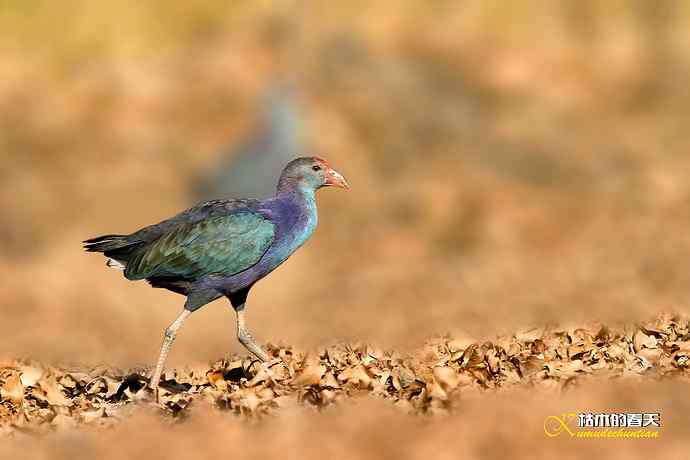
[124,212,274,280]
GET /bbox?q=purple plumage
[84,156,348,394]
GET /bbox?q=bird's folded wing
[124,211,275,280]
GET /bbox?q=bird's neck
[271,185,318,253]
[276,184,317,225]
[276,180,316,204]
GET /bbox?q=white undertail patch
[106,258,125,270]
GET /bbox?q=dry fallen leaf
[1,373,24,404]
[38,376,72,407]
[637,348,663,365]
[338,365,373,388]
[0,314,686,434]
[633,329,657,352]
[19,366,44,387]
[292,356,325,387]
[207,371,227,391]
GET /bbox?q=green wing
[124,211,274,281]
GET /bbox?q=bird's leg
[149,309,191,392]
[235,305,270,362]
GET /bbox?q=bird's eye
[312,165,322,171]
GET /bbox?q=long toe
[253,347,271,362]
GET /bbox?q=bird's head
[278,156,349,194]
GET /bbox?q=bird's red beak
[323,167,349,189]
[313,156,349,189]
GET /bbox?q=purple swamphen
[84,157,348,391]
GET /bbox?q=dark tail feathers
[83,235,142,257]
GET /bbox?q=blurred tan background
[2,0,690,371]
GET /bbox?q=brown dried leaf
[545,359,583,377]
[459,344,483,368]
[520,356,544,378]
[485,349,501,374]
[637,348,663,365]
[292,358,325,387]
[19,365,44,387]
[397,366,417,388]
[246,368,272,387]
[38,376,72,407]
[267,362,290,381]
[1,373,24,403]
[207,371,227,391]
[321,371,341,389]
[338,365,372,388]
[567,341,591,359]
[633,329,657,352]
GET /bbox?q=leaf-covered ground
[1,314,689,437]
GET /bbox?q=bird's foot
[237,324,271,363]
[249,345,271,363]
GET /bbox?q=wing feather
[124,211,274,281]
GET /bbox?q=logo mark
[544,413,577,437]
[544,412,661,439]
